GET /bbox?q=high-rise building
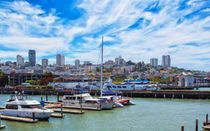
[28,49,36,66]
[56,54,65,66]
[162,55,171,67]
[16,55,24,66]
[42,59,48,67]
[150,58,158,67]
[61,55,65,66]
[56,54,61,66]
[75,59,80,68]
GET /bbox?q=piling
[60,104,63,117]
[57,94,59,102]
[32,112,35,121]
[181,126,184,131]
[46,94,48,101]
[195,119,198,131]
[206,114,208,124]
[41,97,43,101]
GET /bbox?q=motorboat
[101,90,135,106]
[62,93,114,110]
[1,95,53,120]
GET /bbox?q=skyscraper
[75,59,80,68]
[16,55,24,66]
[162,55,171,67]
[56,54,61,66]
[150,58,158,67]
[42,59,48,67]
[61,55,65,66]
[28,50,36,66]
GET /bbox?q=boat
[62,93,114,110]
[100,90,135,105]
[1,94,53,120]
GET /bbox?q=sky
[0,0,209,71]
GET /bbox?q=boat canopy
[102,90,121,94]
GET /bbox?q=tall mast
[100,36,103,96]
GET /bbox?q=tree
[126,60,135,65]
[0,72,8,86]
[44,72,54,78]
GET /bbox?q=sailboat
[98,36,135,106]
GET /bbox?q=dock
[45,104,61,109]
[0,107,5,110]
[203,114,210,130]
[63,106,101,111]
[51,113,64,118]
[0,115,38,123]
[53,109,84,114]
[203,125,210,130]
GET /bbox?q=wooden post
[181,126,184,131]
[80,96,82,113]
[32,112,35,120]
[195,119,198,131]
[46,94,48,101]
[41,96,43,101]
[61,104,63,117]
[0,114,1,127]
[206,114,208,124]
[57,94,59,102]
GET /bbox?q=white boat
[1,95,53,120]
[62,93,114,110]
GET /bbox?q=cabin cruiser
[1,95,53,120]
[62,93,114,110]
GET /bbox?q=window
[118,86,122,88]
[123,86,126,88]
[6,104,18,109]
[107,86,111,89]
[113,86,116,88]
[21,104,42,109]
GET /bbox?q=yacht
[62,93,114,110]
[1,95,53,120]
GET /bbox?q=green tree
[0,72,8,86]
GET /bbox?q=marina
[0,94,210,131]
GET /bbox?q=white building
[16,55,24,66]
[150,58,158,67]
[178,72,194,87]
[162,55,171,67]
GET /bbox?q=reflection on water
[0,94,209,131]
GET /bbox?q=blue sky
[0,0,209,71]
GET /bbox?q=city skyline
[0,0,209,71]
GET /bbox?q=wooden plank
[203,125,210,130]
[51,113,64,118]
[45,104,61,109]
[0,115,38,123]
[53,109,84,114]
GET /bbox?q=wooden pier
[0,115,38,123]
[53,109,84,114]
[203,114,210,130]
[63,106,101,111]
[0,107,5,110]
[51,113,64,118]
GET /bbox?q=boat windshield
[21,104,43,109]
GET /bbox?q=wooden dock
[0,107,5,110]
[203,125,210,130]
[63,106,101,111]
[45,104,61,109]
[53,109,84,114]
[51,113,64,118]
[0,115,38,123]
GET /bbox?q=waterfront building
[150,58,158,67]
[16,55,24,66]
[28,50,36,66]
[42,59,48,67]
[178,72,194,87]
[75,59,80,68]
[162,55,171,67]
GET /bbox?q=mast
[100,36,103,96]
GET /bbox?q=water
[0,94,209,131]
